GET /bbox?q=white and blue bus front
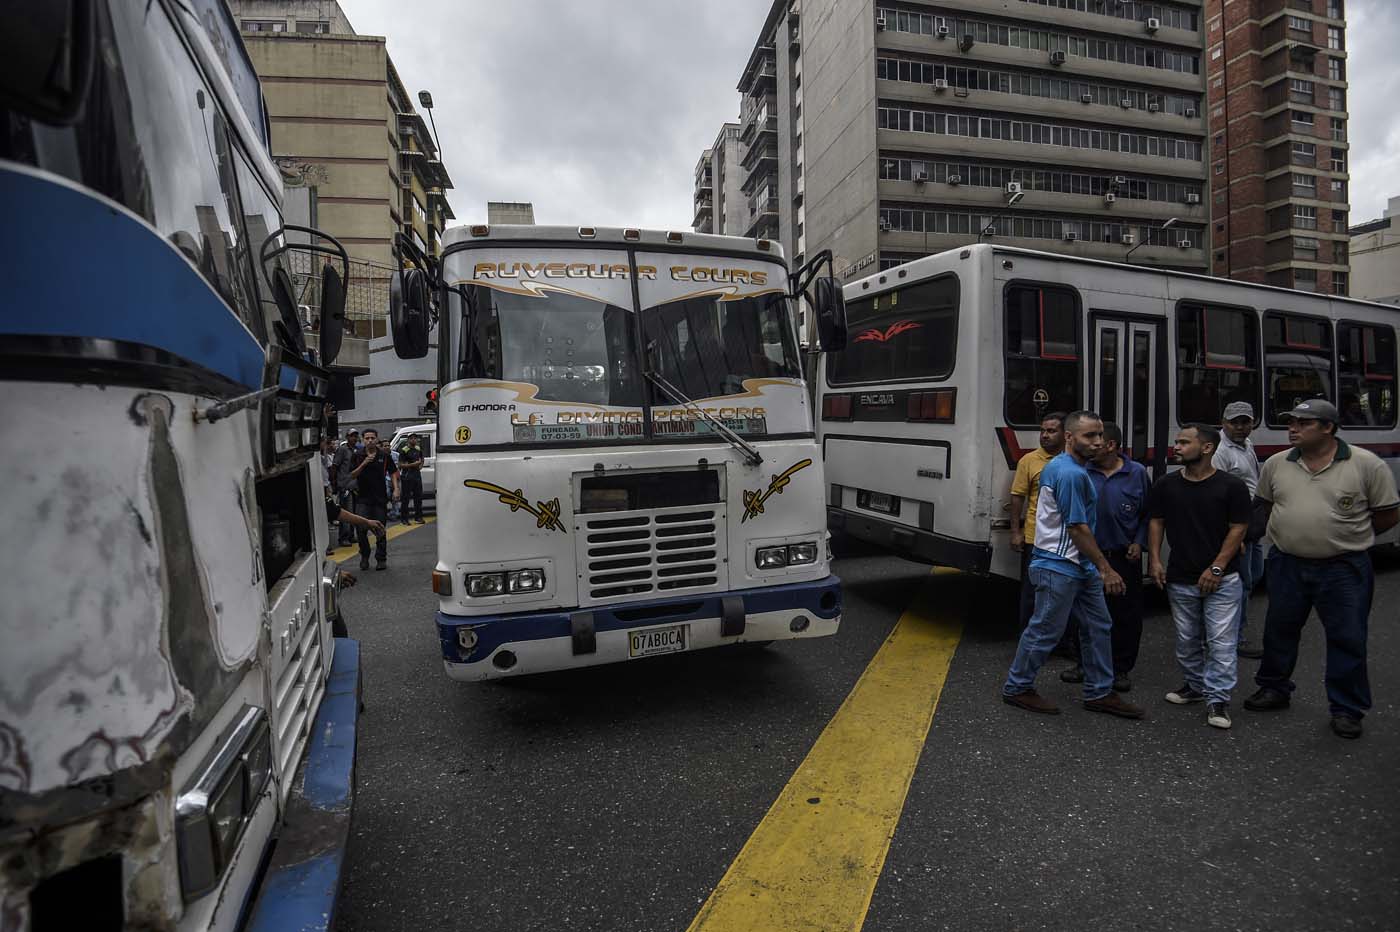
[428,226,841,680]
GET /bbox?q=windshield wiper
[644,369,764,466]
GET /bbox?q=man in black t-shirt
[350,428,399,570]
[397,434,426,525]
[1147,424,1251,730]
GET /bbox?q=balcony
[694,198,713,229]
[748,195,779,219]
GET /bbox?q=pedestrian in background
[1060,422,1151,693]
[1213,401,1265,659]
[1002,411,1144,720]
[1147,424,1251,730]
[381,438,401,522]
[332,429,360,547]
[350,428,399,571]
[398,433,426,525]
[1244,399,1400,739]
[1009,412,1066,629]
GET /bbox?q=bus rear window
[1337,322,1397,427]
[1004,283,1080,426]
[826,275,959,385]
[1176,304,1260,424]
[1264,312,1333,425]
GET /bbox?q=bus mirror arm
[259,226,352,366]
[789,250,848,353]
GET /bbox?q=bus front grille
[581,505,727,603]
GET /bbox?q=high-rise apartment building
[694,123,745,234]
[709,0,1211,279]
[1349,195,1400,306]
[1204,0,1349,294]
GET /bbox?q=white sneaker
[1207,702,1232,729]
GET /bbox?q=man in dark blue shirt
[1060,422,1152,692]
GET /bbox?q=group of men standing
[1003,400,1398,739]
[326,429,429,570]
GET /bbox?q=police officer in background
[398,434,426,525]
[1244,399,1400,739]
[1212,401,1265,658]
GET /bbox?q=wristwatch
[1209,565,1224,577]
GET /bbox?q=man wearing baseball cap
[1244,398,1400,738]
[1212,401,1265,658]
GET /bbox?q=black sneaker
[1237,640,1264,660]
[1165,684,1205,705]
[1059,665,1085,683]
[1330,715,1362,739]
[376,560,387,571]
[1207,702,1232,729]
[359,555,370,571]
[1243,687,1290,711]
[1113,675,1132,693]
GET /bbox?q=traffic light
[424,388,438,415]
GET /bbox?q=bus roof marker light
[623,229,641,241]
[578,227,597,239]
[757,239,772,251]
[469,224,489,237]
[667,231,684,243]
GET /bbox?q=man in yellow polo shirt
[1010,412,1066,628]
[1243,399,1400,739]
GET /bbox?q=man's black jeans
[356,501,389,563]
[401,472,423,522]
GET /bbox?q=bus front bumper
[436,575,842,681]
[829,507,993,575]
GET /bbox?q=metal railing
[285,251,394,331]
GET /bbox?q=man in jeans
[331,429,360,546]
[350,428,399,571]
[1002,411,1145,720]
[1212,401,1265,658]
[1147,424,1251,730]
[1060,422,1152,692]
[1009,412,1066,629]
[1244,399,1400,739]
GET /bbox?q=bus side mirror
[390,268,431,358]
[319,261,345,366]
[812,276,848,352]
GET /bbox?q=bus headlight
[787,542,819,565]
[755,546,789,569]
[466,573,507,597]
[506,568,545,593]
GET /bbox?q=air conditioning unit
[1185,192,1202,204]
[879,218,893,231]
[954,86,970,98]
[1113,175,1127,185]
[934,78,949,91]
[936,24,950,38]
[1121,233,1136,245]
[1121,99,1133,109]
[876,13,887,30]
[1146,17,1161,33]
[1185,107,1198,118]
[947,173,963,185]
[1050,50,1067,65]
[1081,92,1094,104]
[1178,238,1193,248]
[1064,230,1079,241]
[913,171,929,184]
[1148,102,1161,113]
[1105,192,1117,204]
[960,33,975,52]
[1006,182,1023,195]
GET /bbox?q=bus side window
[1176,304,1260,424]
[1263,312,1333,426]
[1337,322,1397,428]
[1004,283,1080,426]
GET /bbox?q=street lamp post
[418,90,443,157]
[1125,216,1178,264]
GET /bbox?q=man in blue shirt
[1003,411,1146,718]
[1059,422,1152,692]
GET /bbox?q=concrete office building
[1349,196,1400,306]
[717,0,1211,281]
[1204,0,1350,294]
[487,202,537,225]
[694,123,746,234]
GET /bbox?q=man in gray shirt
[1212,401,1264,658]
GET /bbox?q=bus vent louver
[581,506,725,603]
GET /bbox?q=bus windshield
[642,292,801,401]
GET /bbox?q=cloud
[1345,0,1400,222]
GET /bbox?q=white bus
[818,245,1400,581]
[387,226,848,680]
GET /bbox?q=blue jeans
[1235,539,1266,645]
[1256,550,1374,719]
[1166,574,1243,705]
[1004,566,1114,700]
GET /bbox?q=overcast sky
[342,0,1399,229]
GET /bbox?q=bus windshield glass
[456,286,645,407]
[641,292,801,401]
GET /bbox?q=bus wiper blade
[645,370,764,466]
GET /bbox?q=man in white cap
[1212,401,1264,658]
[1244,399,1400,739]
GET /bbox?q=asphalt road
[334,525,1400,932]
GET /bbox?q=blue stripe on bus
[0,166,266,390]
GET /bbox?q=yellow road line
[328,516,435,565]
[687,568,963,932]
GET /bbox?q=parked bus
[818,245,1400,581]
[1,2,359,928]
[386,225,848,680]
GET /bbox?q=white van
[391,422,436,511]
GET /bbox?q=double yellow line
[688,569,964,932]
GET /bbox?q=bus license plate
[865,491,898,515]
[629,624,688,658]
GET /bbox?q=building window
[1327,26,1343,49]
[1293,269,1319,292]
[1328,87,1345,111]
[1328,57,1345,80]
[1294,205,1318,229]
[1292,173,1316,195]
[828,275,960,385]
[1264,312,1331,421]
[295,20,330,33]
[1331,119,1346,141]
[1327,0,1344,19]
[1286,15,1311,33]
[1332,209,1348,230]
[1215,162,1225,175]
[1177,304,1260,425]
[1004,283,1080,426]
[1292,141,1316,165]
[1290,78,1315,103]
[1337,322,1396,426]
[242,19,285,32]
[1330,149,1347,172]
[1334,240,1348,263]
[1294,236,1320,259]
[1331,271,1349,297]
[1291,110,1315,129]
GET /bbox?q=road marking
[687,568,963,932]
[328,517,435,565]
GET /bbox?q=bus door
[1091,316,1165,471]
